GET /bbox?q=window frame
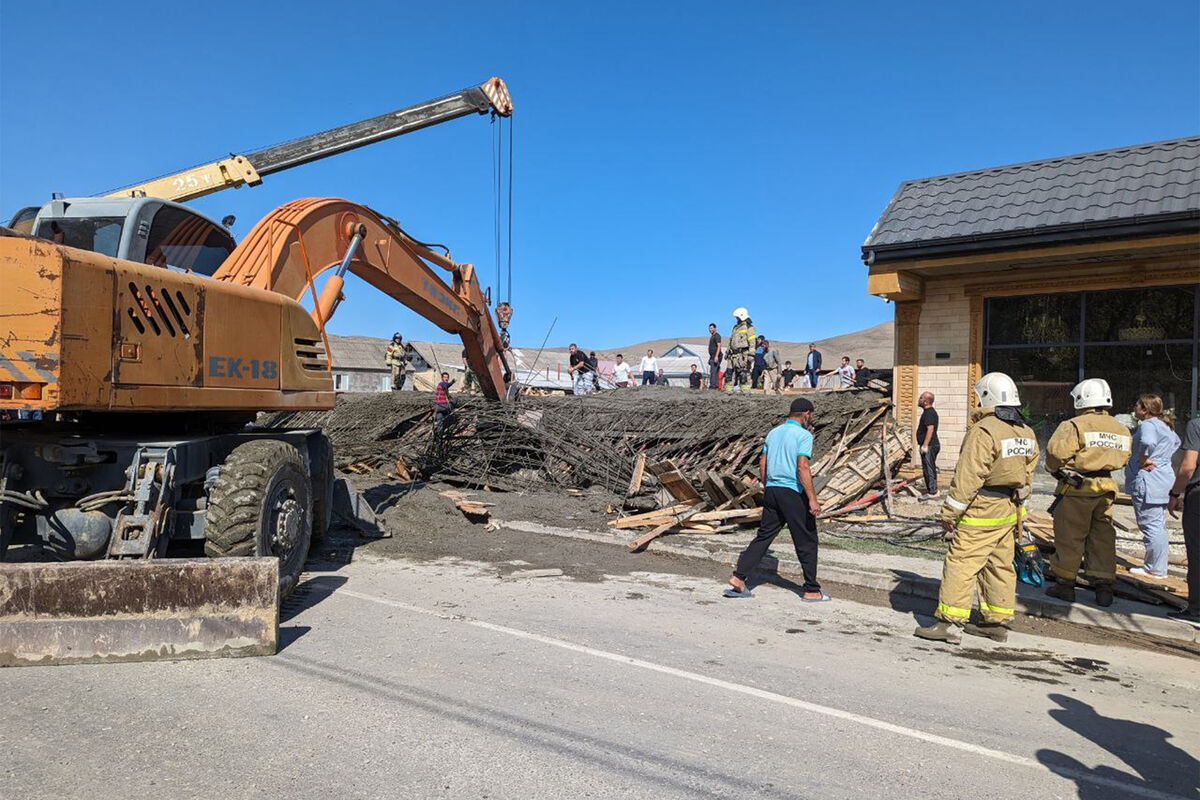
[983,284,1200,421]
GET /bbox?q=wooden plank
[704,471,734,505]
[689,507,763,523]
[645,460,704,503]
[629,504,708,551]
[626,452,647,495]
[608,502,699,529]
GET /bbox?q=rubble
[261,386,890,494]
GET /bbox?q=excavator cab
[27,197,235,274]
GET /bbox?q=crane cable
[490,111,515,305]
[506,112,514,305]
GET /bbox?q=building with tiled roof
[863,137,1199,468]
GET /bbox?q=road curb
[500,519,1199,645]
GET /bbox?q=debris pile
[264,387,921,552]
[261,387,893,496]
[611,398,912,550]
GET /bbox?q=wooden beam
[626,452,647,495]
[867,270,925,301]
[609,502,698,529]
[628,504,708,551]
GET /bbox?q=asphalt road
[2,546,1197,800]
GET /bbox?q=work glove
[1015,484,1032,503]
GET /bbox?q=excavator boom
[214,198,511,400]
[102,78,512,203]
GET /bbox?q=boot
[964,622,1009,642]
[1093,583,1114,608]
[1045,580,1076,603]
[913,621,961,644]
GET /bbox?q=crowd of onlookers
[564,328,879,396]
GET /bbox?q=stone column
[894,301,922,465]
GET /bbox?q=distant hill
[597,320,895,370]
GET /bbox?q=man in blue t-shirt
[724,397,828,601]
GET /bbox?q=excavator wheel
[309,433,334,543]
[205,439,313,597]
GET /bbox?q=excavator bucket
[0,558,278,667]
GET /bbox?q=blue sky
[2,1,1197,348]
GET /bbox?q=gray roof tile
[863,137,1200,252]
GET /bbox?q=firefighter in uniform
[1044,378,1132,607]
[915,373,1038,645]
[385,333,408,391]
[728,308,757,390]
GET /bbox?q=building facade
[864,137,1199,466]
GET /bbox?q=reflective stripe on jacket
[385,343,407,368]
[941,408,1038,526]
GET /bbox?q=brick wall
[914,279,972,470]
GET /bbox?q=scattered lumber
[1024,510,1189,608]
[439,489,493,523]
[606,400,913,549]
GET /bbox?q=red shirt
[434,382,452,406]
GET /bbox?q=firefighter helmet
[974,372,1021,408]
[732,307,750,322]
[1071,378,1112,410]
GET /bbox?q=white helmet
[732,307,750,322]
[974,372,1021,408]
[1071,378,1112,410]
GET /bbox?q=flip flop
[722,586,752,598]
[801,592,831,603]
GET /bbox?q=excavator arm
[213,198,511,400]
[102,78,512,203]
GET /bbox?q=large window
[144,206,235,276]
[35,216,124,256]
[985,285,1199,438]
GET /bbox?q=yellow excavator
[0,79,514,665]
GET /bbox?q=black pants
[1184,484,1200,613]
[734,486,820,593]
[709,361,721,390]
[920,443,940,494]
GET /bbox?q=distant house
[325,335,391,393]
[660,343,703,359]
[326,336,470,393]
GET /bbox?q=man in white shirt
[836,356,855,389]
[639,350,658,386]
[612,354,632,388]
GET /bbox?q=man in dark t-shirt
[568,343,592,396]
[916,391,940,499]
[707,323,722,390]
[689,364,702,389]
[853,359,873,387]
[782,361,796,388]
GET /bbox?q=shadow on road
[747,554,811,599]
[1035,693,1199,799]
[886,569,937,622]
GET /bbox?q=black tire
[205,439,312,597]
[310,433,334,542]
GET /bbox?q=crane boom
[102,78,512,203]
